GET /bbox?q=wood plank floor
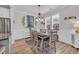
[12,39,79,54]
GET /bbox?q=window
[0,17,11,33]
[27,15,34,27]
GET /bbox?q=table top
[38,34,49,40]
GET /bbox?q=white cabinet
[58,30,72,45]
[0,46,6,54]
[0,38,9,54]
[58,30,79,48]
[73,34,79,48]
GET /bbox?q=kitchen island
[0,33,11,54]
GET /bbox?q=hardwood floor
[12,39,79,54]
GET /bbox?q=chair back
[30,31,38,40]
[50,29,58,42]
[40,29,46,35]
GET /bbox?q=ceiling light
[35,5,43,22]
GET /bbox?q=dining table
[33,30,58,53]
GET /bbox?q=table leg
[40,38,44,49]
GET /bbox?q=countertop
[0,33,10,41]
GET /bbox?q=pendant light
[36,5,43,22]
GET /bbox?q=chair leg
[54,41,56,54]
[47,41,56,54]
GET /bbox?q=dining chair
[43,29,57,54]
[30,31,43,53]
[40,29,46,34]
[49,29,59,53]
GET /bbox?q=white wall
[59,6,79,30]
[0,7,10,18]
[11,9,36,41]
[10,6,31,43]
[12,11,29,40]
[11,11,27,40]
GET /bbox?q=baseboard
[25,37,31,39]
[15,37,31,42]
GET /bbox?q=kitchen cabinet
[58,29,79,48]
[0,38,9,54]
[0,17,11,54]
[58,30,72,45]
[72,33,79,48]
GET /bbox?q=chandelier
[36,5,43,22]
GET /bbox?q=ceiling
[14,5,67,16]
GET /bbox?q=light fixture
[64,16,77,23]
[74,23,79,33]
[36,5,43,22]
[64,16,77,20]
